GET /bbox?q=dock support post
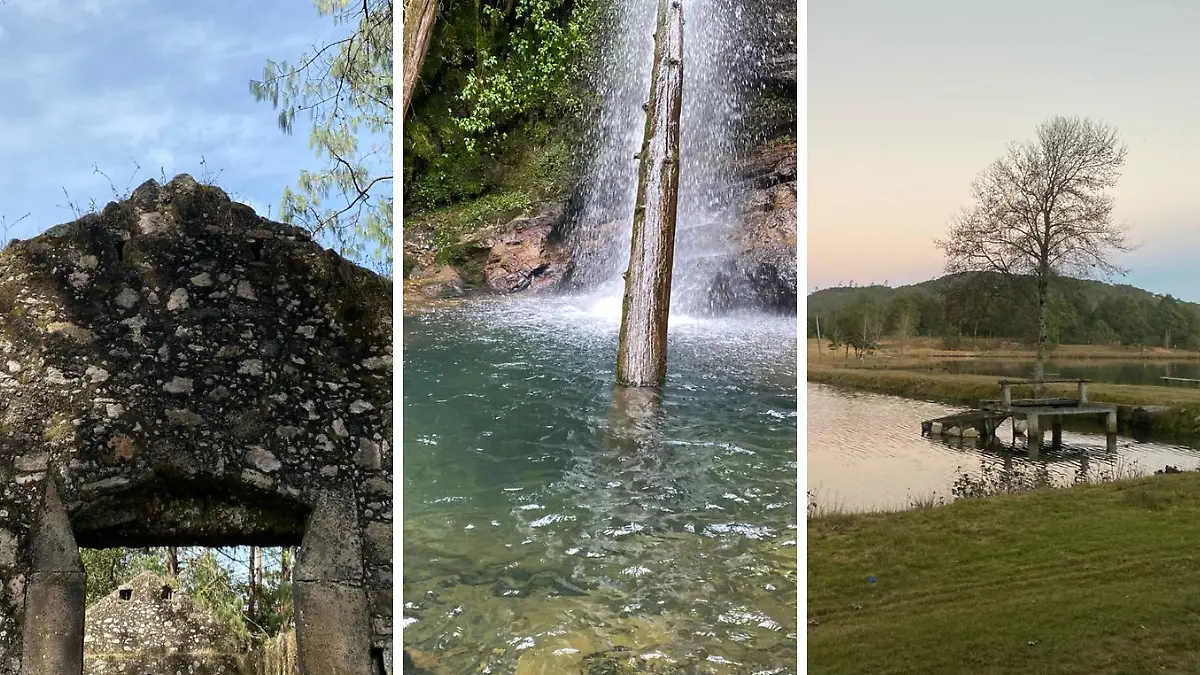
[1106,409,1118,452]
[1001,384,1012,408]
[1028,414,1041,459]
[1078,381,1088,405]
[1051,416,1063,449]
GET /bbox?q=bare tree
[936,116,1132,382]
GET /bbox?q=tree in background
[848,294,884,359]
[824,308,850,358]
[80,548,166,605]
[937,116,1132,381]
[1154,295,1195,349]
[252,0,393,274]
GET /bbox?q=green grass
[808,472,1200,674]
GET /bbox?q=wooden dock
[1161,376,1200,388]
[923,378,1117,457]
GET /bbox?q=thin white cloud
[6,0,139,24]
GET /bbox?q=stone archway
[0,175,393,675]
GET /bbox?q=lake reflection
[807,383,1200,512]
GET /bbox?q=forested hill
[807,272,1200,349]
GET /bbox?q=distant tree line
[808,276,1200,353]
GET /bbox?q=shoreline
[808,364,1200,438]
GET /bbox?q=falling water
[568,0,766,316]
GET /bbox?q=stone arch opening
[30,472,368,674]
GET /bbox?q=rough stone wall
[83,572,240,674]
[0,174,393,673]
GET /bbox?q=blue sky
[809,0,1200,302]
[0,0,349,242]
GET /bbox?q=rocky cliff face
[718,142,798,313]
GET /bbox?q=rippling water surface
[403,297,798,673]
[808,383,1200,512]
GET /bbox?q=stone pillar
[1051,416,1063,449]
[1078,381,1088,405]
[21,481,85,675]
[1027,414,1041,459]
[294,491,372,675]
[1001,384,1012,408]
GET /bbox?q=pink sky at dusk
[808,0,1200,302]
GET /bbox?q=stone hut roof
[84,571,241,673]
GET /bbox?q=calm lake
[808,383,1200,512]
[403,296,798,673]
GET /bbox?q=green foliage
[455,0,600,145]
[427,190,535,248]
[181,550,254,645]
[823,294,884,359]
[809,273,1200,350]
[80,548,165,605]
[251,0,393,274]
[403,0,600,215]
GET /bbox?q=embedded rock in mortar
[471,203,572,294]
[0,174,393,673]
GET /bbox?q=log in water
[616,0,684,387]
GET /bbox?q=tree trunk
[166,547,179,577]
[248,546,258,624]
[1034,266,1049,394]
[402,0,439,118]
[615,0,684,388]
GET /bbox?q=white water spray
[568,0,765,317]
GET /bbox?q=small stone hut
[84,572,241,674]
[0,175,393,674]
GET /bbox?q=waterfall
[568,0,765,316]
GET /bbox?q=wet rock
[471,203,572,294]
[410,265,466,299]
[719,144,798,313]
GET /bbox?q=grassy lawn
[808,472,1200,674]
[807,337,1200,363]
[807,364,1200,411]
